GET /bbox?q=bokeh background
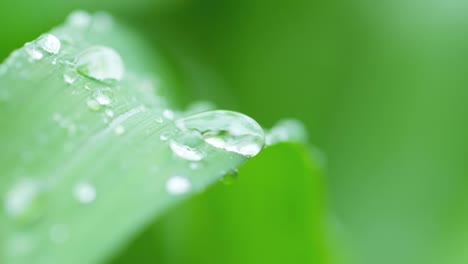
[2,1,468,264]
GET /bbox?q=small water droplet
[4,179,45,223]
[105,109,114,118]
[63,68,78,84]
[114,125,125,135]
[169,140,204,161]
[94,89,112,105]
[67,10,91,28]
[265,119,307,146]
[49,224,70,244]
[73,182,96,204]
[176,110,265,158]
[24,42,43,61]
[37,34,61,54]
[166,176,191,195]
[163,109,174,120]
[159,130,174,141]
[87,99,101,111]
[221,168,238,185]
[76,46,124,81]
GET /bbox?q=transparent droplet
[159,130,174,141]
[76,46,124,81]
[87,99,101,111]
[221,168,238,185]
[24,42,43,61]
[94,89,112,105]
[163,109,174,120]
[166,176,191,195]
[105,109,114,118]
[37,34,61,54]
[49,224,70,244]
[67,10,91,28]
[63,68,78,84]
[265,119,307,146]
[73,182,96,204]
[4,179,45,223]
[176,110,265,158]
[114,125,125,135]
[169,140,204,161]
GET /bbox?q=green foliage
[113,143,334,264]
[0,12,330,264]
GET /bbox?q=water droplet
[159,130,174,141]
[76,46,124,81]
[73,182,96,204]
[24,42,43,61]
[105,109,114,118]
[37,34,61,54]
[63,68,78,84]
[49,224,70,244]
[169,140,204,161]
[94,89,112,105]
[87,99,101,111]
[114,125,125,135]
[221,169,238,185]
[166,176,191,195]
[4,179,44,223]
[265,119,307,146]
[176,110,265,158]
[67,10,91,28]
[163,109,174,120]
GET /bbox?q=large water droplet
[3,179,45,223]
[73,182,96,204]
[169,140,204,161]
[37,34,61,54]
[76,46,124,81]
[166,176,191,195]
[176,110,264,158]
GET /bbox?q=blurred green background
[2,0,468,263]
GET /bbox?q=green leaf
[112,143,339,264]
[0,11,265,264]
